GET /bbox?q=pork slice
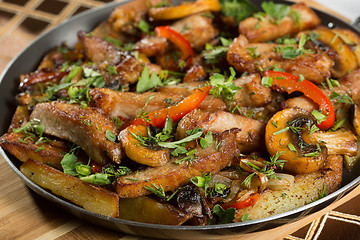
[115,131,236,198]
[171,13,219,50]
[88,88,185,119]
[239,3,321,43]
[78,32,143,84]
[88,88,227,120]
[176,109,265,153]
[30,101,123,165]
[227,35,333,84]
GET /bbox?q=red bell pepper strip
[155,26,194,69]
[263,71,335,130]
[132,86,212,128]
[224,193,260,210]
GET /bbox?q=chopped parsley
[190,173,227,197]
[136,65,162,93]
[209,67,242,104]
[210,204,235,224]
[137,19,151,33]
[220,0,257,25]
[273,34,313,59]
[261,1,291,25]
[105,130,116,142]
[330,92,354,104]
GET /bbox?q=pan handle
[353,17,360,32]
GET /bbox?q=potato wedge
[119,196,192,225]
[234,154,342,221]
[0,132,68,169]
[20,159,119,217]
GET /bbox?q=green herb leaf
[209,67,241,104]
[220,0,257,25]
[330,92,354,104]
[136,66,162,93]
[261,76,273,87]
[138,19,151,33]
[144,184,166,197]
[312,109,327,125]
[211,204,235,224]
[262,1,290,25]
[76,164,92,176]
[105,130,116,142]
[64,66,82,83]
[60,152,80,176]
[105,64,118,75]
[158,130,203,149]
[200,131,213,149]
[80,173,112,185]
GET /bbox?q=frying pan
[1,0,360,239]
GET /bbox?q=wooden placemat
[0,0,360,239]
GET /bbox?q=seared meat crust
[30,101,123,165]
[227,35,333,84]
[115,131,236,198]
[78,32,143,85]
[88,88,227,120]
[176,109,265,153]
[239,3,320,43]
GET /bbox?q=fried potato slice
[118,196,192,225]
[20,159,119,218]
[234,154,342,221]
[0,132,68,169]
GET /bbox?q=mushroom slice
[306,27,358,78]
[302,128,358,156]
[265,108,327,174]
[119,124,171,167]
[332,28,360,68]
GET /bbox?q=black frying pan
[1,1,360,239]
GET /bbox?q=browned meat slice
[109,0,162,35]
[19,70,67,92]
[183,64,207,83]
[88,88,185,119]
[171,13,219,50]
[88,88,227,120]
[115,131,236,198]
[78,32,143,85]
[327,68,360,104]
[158,74,271,108]
[134,36,168,57]
[239,3,320,43]
[176,109,265,153]
[227,35,333,84]
[30,101,123,165]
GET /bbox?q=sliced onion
[267,173,295,191]
[223,180,242,203]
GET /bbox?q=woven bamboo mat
[0,0,360,239]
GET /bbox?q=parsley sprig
[208,67,242,105]
[60,150,130,185]
[273,34,313,59]
[190,173,227,197]
[242,151,286,188]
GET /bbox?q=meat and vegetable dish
[2,0,360,225]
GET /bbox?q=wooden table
[0,0,360,239]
